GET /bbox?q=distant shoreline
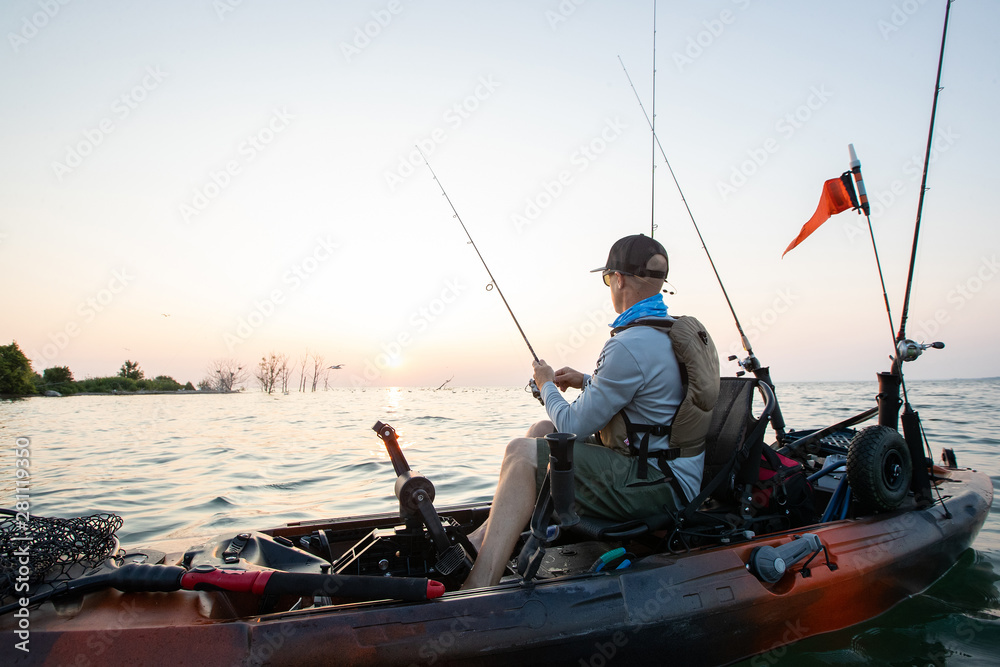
[64,390,240,396]
[4,376,996,401]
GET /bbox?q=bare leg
[461,437,539,589]
[466,421,552,552]
[526,420,555,438]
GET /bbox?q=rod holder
[545,433,579,528]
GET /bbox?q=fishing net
[0,511,123,601]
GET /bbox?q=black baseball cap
[591,234,668,279]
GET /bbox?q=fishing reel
[728,353,760,377]
[895,339,945,363]
[527,378,544,405]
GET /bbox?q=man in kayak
[463,234,700,589]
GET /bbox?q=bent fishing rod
[619,56,787,440]
[416,147,544,403]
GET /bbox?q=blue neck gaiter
[611,293,668,329]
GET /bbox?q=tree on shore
[255,353,282,394]
[278,354,292,393]
[0,341,37,395]
[119,360,144,380]
[297,352,310,392]
[42,366,74,385]
[310,353,325,392]
[208,358,247,392]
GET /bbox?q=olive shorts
[534,438,679,523]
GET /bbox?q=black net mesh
[0,512,123,601]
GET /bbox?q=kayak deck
[3,464,990,666]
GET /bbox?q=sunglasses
[602,270,635,286]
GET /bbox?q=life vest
[598,316,721,482]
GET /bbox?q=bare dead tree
[297,352,310,392]
[278,353,291,393]
[208,358,248,392]
[310,353,325,392]
[255,353,281,394]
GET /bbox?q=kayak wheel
[847,425,912,514]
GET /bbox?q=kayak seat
[567,378,775,544]
[678,377,776,526]
[702,377,774,498]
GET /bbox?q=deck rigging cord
[618,55,787,441]
[416,148,544,402]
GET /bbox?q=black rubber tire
[847,425,912,514]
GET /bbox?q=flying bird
[328,364,344,370]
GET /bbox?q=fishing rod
[649,0,657,238]
[416,147,544,403]
[618,56,787,441]
[897,0,952,349]
[875,0,954,510]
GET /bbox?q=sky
[2,0,998,388]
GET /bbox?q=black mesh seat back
[702,378,760,491]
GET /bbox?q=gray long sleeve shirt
[541,317,704,502]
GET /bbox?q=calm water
[2,379,998,665]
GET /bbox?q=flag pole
[848,144,896,345]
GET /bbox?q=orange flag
[783,174,858,257]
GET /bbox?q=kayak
[1,412,991,666]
